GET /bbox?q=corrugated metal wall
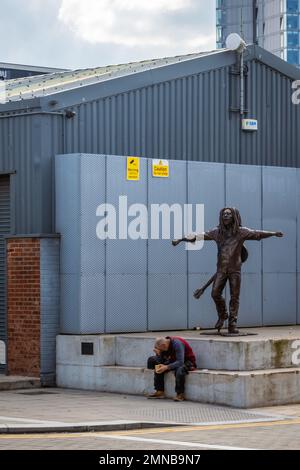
[63,60,300,168]
[0,175,10,371]
[0,114,63,234]
[0,55,299,238]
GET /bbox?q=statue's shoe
[228,325,239,334]
[215,315,228,331]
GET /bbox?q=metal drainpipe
[240,50,244,116]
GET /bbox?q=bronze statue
[172,207,283,334]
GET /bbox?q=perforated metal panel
[56,154,300,334]
[106,155,147,275]
[187,162,225,329]
[262,167,297,325]
[147,160,188,330]
[0,176,10,372]
[226,164,263,326]
[81,155,106,275]
[106,274,147,333]
[148,274,187,331]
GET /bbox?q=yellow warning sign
[152,159,169,178]
[127,157,140,181]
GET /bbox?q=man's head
[219,207,242,234]
[222,208,233,226]
[154,337,170,352]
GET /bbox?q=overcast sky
[1,0,216,70]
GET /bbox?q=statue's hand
[185,234,197,243]
[275,231,283,237]
[193,288,204,299]
[172,239,181,246]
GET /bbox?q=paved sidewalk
[0,387,298,434]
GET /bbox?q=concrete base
[56,327,300,408]
[57,364,300,408]
[0,375,41,391]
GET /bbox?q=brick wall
[6,238,41,377]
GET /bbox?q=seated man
[147,336,197,402]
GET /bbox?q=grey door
[0,176,10,373]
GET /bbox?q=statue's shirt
[196,227,275,274]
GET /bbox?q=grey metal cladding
[55,154,81,274]
[80,274,105,333]
[106,154,147,275]
[148,273,188,331]
[187,161,225,274]
[188,273,219,329]
[59,273,80,334]
[106,274,147,333]
[262,166,297,273]
[40,238,60,375]
[148,159,187,275]
[263,273,297,325]
[1,47,300,241]
[226,164,262,275]
[80,154,106,275]
[262,166,297,325]
[58,59,300,168]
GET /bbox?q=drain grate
[130,404,282,424]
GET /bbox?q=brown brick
[7,238,41,377]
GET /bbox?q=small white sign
[242,119,258,131]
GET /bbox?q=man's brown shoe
[147,391,165,399]
[173,393,185,402]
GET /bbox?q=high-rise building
[216,0,300,68]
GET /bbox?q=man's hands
[275,232,283,237]
[155,364,169,374]
[153,347,160,356]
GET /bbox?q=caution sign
[152,159,169,178]
[127,157,140,181]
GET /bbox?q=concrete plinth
[56,327,300,408]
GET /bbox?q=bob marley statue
[172,208,283,335]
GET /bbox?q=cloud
[58,0,214,49]
[0,0,215,69]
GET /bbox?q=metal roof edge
[39,49,237,111]
[0,97,41,114]
[0,62,67,73]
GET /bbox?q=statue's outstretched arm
[244,229,283,241]
[172,232,215,246]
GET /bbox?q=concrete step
[0,376,41,391]
[57,332,300,371]
[56,364,300,408]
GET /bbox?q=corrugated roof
[3,49,225,103]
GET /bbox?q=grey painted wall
[56,153,300,333]
[40,237,60,384]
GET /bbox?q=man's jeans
[147,356,195,394]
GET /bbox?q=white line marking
[0,416,65,425]
[96,434,256,450]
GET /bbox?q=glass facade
[216,0,300,68]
